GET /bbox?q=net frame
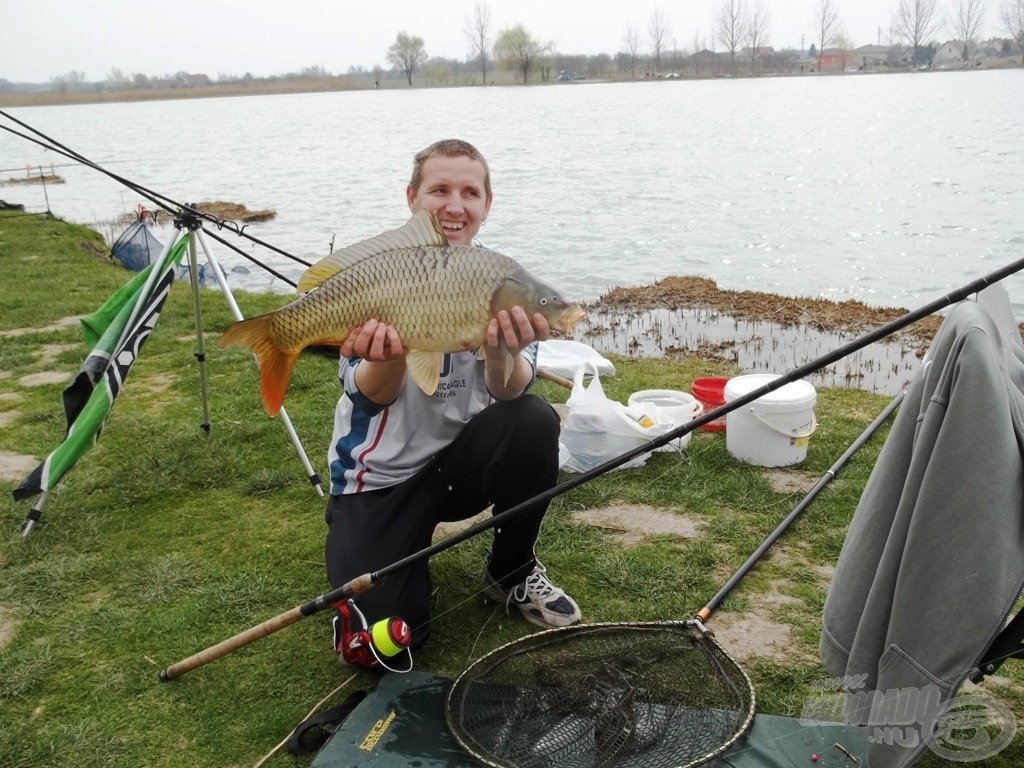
[445,619,756,768]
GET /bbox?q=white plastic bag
[558,363,668,473]
[537,340,616,379]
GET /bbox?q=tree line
[387,0,1024,84]
[17,0,1024,94]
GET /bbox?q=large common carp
[218,210,584,416]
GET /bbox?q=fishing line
[0,111,313,273]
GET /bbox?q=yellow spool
[370,618,404,657]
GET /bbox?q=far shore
[2,59,1020,109]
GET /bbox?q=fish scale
[271,246,514,351]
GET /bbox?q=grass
[1,211,1022,767]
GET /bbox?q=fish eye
[540,297,548,306]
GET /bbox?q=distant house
[853,44,889,67]
[740,46,775,59]
[933,40,968,67]
[180,73,212,87]
[816,50,848,71]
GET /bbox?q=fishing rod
[696,389,904,621]
[158,253,1024,681]
[0,111,312,272]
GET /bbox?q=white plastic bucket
[723,375,817,466]
[627,389,703,451]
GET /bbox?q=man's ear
[406,185,418,213]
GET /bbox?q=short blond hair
[409,139,491,196]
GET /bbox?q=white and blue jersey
[328,345,539,495]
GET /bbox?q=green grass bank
[1,211,1021,767]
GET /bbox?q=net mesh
[445,622,755,768]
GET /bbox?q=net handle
[696,389,905,622]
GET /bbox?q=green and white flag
[13,235,189,501]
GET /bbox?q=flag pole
[20,491,48,538]
[16,230,188,535]
[195,229,324,495]
[182,223,213,432]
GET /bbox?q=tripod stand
[177,211,323,494]
[18,211,322,537]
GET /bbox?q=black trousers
[324,394,561,648]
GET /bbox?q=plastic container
[627,390,703,451]
[691,377,729,431]
[723,374,818,467]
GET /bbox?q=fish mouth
[551,303,586,334]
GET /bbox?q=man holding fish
[275,139,582,655]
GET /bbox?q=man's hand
[341,319,406,362]
[343,319,407,405]
[484,307,548,398]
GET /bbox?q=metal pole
[195,229,323,495]
[185,229,212,432]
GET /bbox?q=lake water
[2,71,1023,323]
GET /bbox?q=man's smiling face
[406,154,493,246]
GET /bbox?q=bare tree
[50,70,86,94]
[716,0,747,73]
[892,0,943,67]
[464,1,492,85]
[952,0,987,64]
[1001,0,1024,63]
[387,31,428,86]
[745,0,772,73]
[494,24,546,83]
[106,68,131,88]
[623,23,643,79]
[812,0,842,67]
[647,9,672,73]
[692,30,705,75]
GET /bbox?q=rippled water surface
[2,70,1022,318]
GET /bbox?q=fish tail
[219,315,297,417]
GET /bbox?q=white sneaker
[483,561,582,628]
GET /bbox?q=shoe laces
[510,563,556,604]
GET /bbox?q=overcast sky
[4,0,1005,83]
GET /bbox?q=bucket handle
[745,408,818,439]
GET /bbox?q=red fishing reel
[333,599,412,672]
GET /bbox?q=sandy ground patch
[0,392,22,402]
[434,511,492,542]
[0,410,19,428]
[0,315,83,337]
[0,451,37,481]
[142,374,176,395]
[35,342,77,366]
[18,371,68,387]
[0,370,10,380]
[0,606,19,652]
[711,613,797,663]
[763,468,817,495]
[571,504,703,546]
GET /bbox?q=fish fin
[297,210,447,294]
[406,350,442,396]
[218,315,297,417]
[502,345,517,386]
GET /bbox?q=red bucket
[691,377,728,432]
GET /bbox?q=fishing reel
[333,599,413,673]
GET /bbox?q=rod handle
[159,605,305,681]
